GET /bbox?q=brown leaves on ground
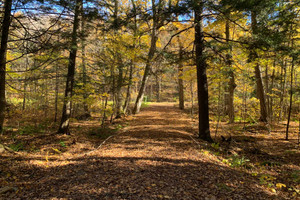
[0,103,299,199]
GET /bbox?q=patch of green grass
[234,116,243,121]
[259,174,276,185]
[1,126,13,133]
[284,150,297,155]
[290,170,300,183]
[18,124,45,135]
[107,101,114,105]
[216,183,232,192]
[7,98,23,105]
[88,127,115,139]
[211,143,220,150]
[229,154,250,168]
[141,102,150,108]
[59,141,67,148]
[260,161,282,167]
[114,124,123,130]
[9,142,24,152]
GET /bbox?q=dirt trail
[3,104,279,199]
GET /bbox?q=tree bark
[22,54,29,111]
[269,60,275,122]
[81,3,90,119]
[54,63,59,122]
[123,63,133,114]
[251,11,268,122]
[178,37,184,110]
[123,0,137,114]
[224,14,236,123]
[57,0,81,134]
[265,63,269,115]
[110,64,116,123]
[190,80,194,117]
[194,1,213,142]
[133,0,158,114]
[113,0,125,118]
[254,64,268,122]
[155,75,161,102]
[115,61,124,118]
[102,96,108,128]
[279,60,287,121]
[0,0,12,133]
[286,53,295,140]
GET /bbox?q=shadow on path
[2,104,280,199]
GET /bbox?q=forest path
[14,103,276,199]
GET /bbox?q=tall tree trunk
[269,60,275,122]
[0,0,12,133]
[54,64,59,122]
[194,1,213,142]
[227,70,236,123]
[57,0,81,134]
[286,52,295,140]
[22,54,28,111]
[22,82,26,111]
[123,63,133,114]
[254,64,268,122]
[178,37,184,110]
[123,0,137,114]
[114,0,124,118]
[224,14,236,123]
[115,61,124,118]
[81,4,90,118]
[251,11,268,122]
[133,0,157,114]
[110,65,116,122]
[265,63,269,115]
[156,75,161,102]
[149,81,153,101]
[101,96,108,128]
[190,80,194,117]
[279,60,287,121]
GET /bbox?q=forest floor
[0,103,300,199]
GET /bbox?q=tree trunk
[133,63,151,114]
[279,60,287,121]
[269,60,275,122]
[115,62,124,118]
[224,14,236,123]
[286,54,295,140]
[102,96,108,128]
[22,55,28,111]
[149,81,153,101]
[113,0,124,118]
[190,80,194,117]
[123,0,137,114]
[265,63,269,115]
[133,0,157,114]
[123,63,133,114]
[194,1,213,142]
[254,64,268,122]
[178,37,184,110]
[81,4,90,119]
[156,75,161,102]
[54,63,59,122]
[57,0,81,134]
[0,0,12,133]
[251,11,268,122]
[110,64,116,123]
[227,70,236,123]
[22,82,26,111]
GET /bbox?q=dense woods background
[0,0,299,138]
[0,0,299,198]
